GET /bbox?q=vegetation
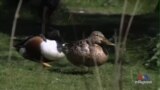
[144,34,160,70]
[63,0,158,15]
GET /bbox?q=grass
[63,0,158,15]
[0,33,158,90]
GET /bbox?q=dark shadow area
[50,67,93,75]
[0,13,158,41]
[48,61,93,75]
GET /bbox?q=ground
[0,33,158,90]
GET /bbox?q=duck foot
[42,62,52,69]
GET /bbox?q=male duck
[14,34,65,68]
[64,31,115,67]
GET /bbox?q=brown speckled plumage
[64,31,115,67]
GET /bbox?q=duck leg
[42,62,52,68]
[40,57,52,69]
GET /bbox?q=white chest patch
[40,39,65,60]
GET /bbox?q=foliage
[145,34,160,70]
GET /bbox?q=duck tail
[14,36,33,51]
[14,41,24,52]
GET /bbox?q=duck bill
[102,38,115,46]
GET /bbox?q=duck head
[89,31,115,46]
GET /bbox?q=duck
[14,34,65,68]
[63,31,115,67]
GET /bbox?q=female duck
[14,34,65,68]
[64,31,115,67]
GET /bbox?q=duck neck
[56,39,65,53]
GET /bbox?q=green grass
[63,0,158,15]
[0,33,159,90]
[51,0,159,25]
